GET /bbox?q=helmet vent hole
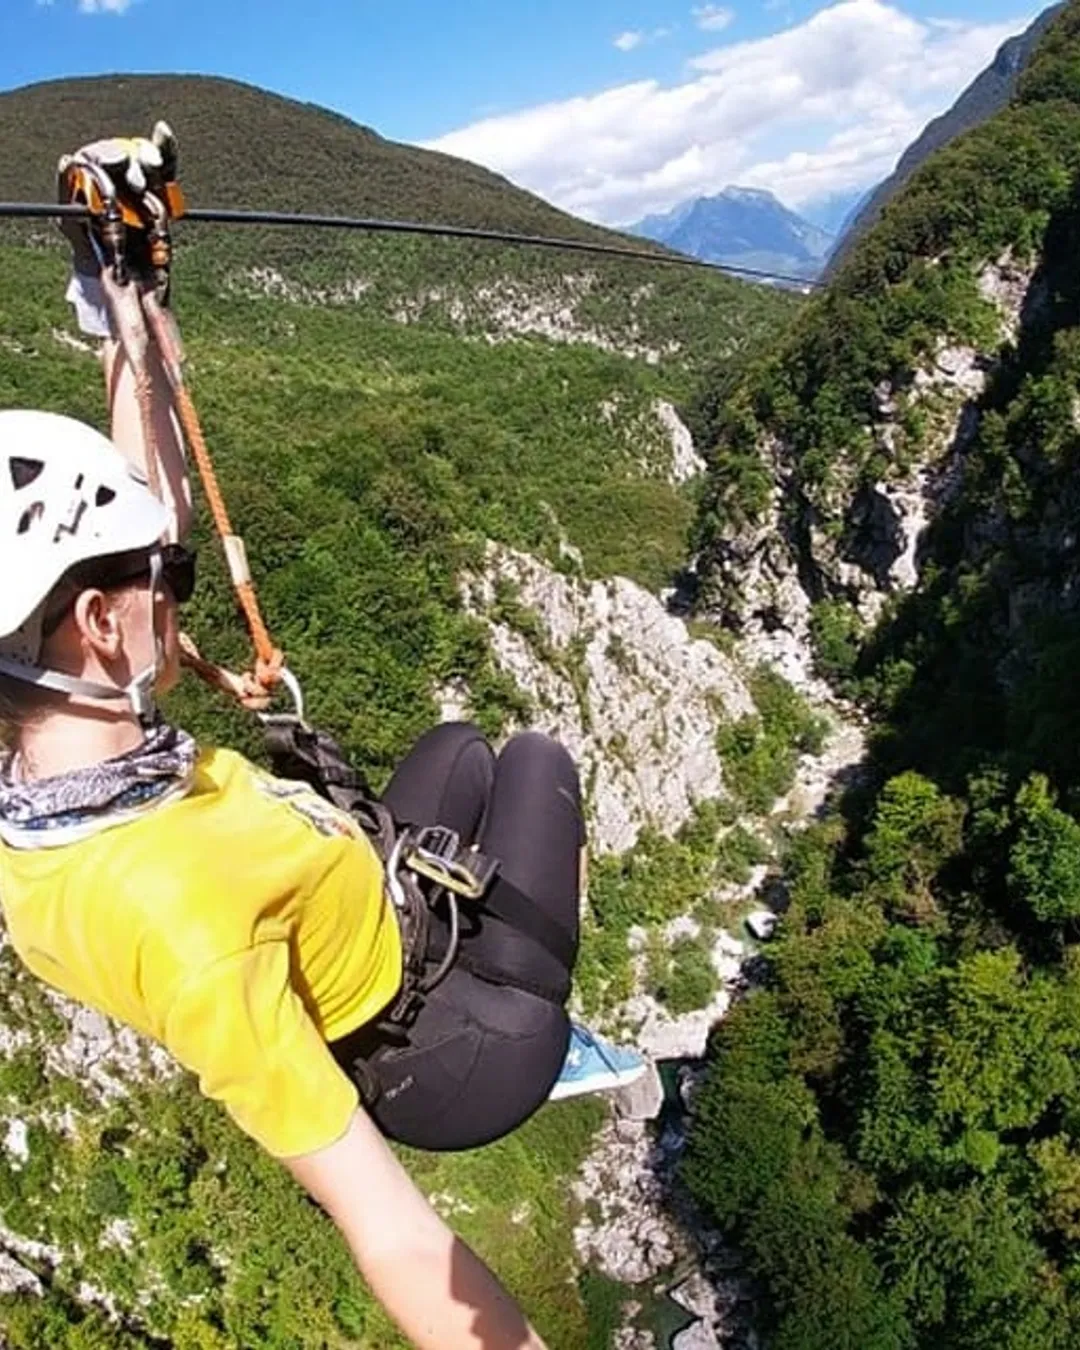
[95,485,117,507]
[17,502,44,535]
[9,457,43,490]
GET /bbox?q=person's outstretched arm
[286,1109,549,1350]
[59,130,193,542]
[103,328,193,543]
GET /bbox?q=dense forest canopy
[684,5,1080,1346]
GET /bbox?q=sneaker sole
[549,1061,648,1101]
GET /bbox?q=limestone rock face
[625,924,749,1061]
[572,1116,687,1285]
[461,542,756,854]
[978,251,1040,343]
[673,1321,722,1350]
[702,327,993,643]
[654,400,706,484]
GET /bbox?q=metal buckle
[404,826,498,900]
[257,666,307,727]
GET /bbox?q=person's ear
[72,589,124,661]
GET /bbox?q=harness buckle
[256,666,307,727]
[404,825,499,900]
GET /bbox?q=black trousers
[330,723,584,1151]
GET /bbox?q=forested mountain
[684,4,1080,1345]
[0,73,622,238]
[831,3,1064,268]
[630,186,834,281]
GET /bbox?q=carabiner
[257,665,307,728]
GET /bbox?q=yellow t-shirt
[0,747,402,1158]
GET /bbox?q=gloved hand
[57,123,182,335]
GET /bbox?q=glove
[57,123,183,330]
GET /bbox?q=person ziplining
[0,126,649,1350]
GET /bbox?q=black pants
[330,723,584,1151]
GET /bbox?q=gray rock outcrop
[460,542,756,854]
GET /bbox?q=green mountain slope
[830,4,1064,270]
[0,74,797,377]
[685,5,1080,1347]
[0,73,614,237]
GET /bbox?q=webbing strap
[263,719,573,1007]
[479,879,577,973]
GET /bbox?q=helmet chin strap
[0,552,164,727]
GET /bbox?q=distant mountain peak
[628,185,833,282]
[720,185,781,205]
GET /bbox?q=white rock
[0,1250,42,1297]
[44,1001,179,1103]
[3,1119,28,1166]
[614,1327,657,1350]
[671,1272,721,1322]
[654,400,706,484]
[614,1059,664,1120]
[464,543,756,853]
[572,1117,686,1283]
[673,1320,721,1350]
[434,677,472,723]
[745,911,778,942]
[978,251,1037,343]
[100,1219,136,1254]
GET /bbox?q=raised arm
[286,1110,549,1350]
[103,325,193,543]
[59,130,194,542]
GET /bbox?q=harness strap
[479,878,577,972]
[263,719,391,853]
[265,718,573,1044]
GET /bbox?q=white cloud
[78,0,134,12]
[693,5,735,32]
[614,25,674,51]
[425,1,1030,224]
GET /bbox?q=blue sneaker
[549,1023,647,1101]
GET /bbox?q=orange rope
[140,293,284,693]
[172,381,282,683]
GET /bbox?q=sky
[0,0,1037,227]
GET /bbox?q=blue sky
[1,0,1036,224]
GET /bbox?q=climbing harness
[261,718,500,1092]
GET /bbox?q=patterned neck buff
[0,719,199,850]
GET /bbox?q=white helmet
[0,410,170,718]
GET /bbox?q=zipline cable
[0,200,824,290]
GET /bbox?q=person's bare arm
[103,331,193,543]
[285,1109,548,1350]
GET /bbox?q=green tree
[1009,773,1080,922]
